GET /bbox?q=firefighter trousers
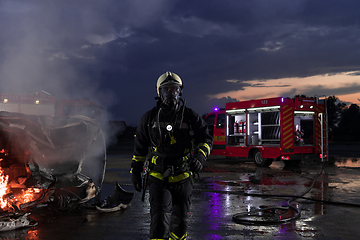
[148,176,192,240]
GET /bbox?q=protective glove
[188,152,205,173]
[189,157,203,173]
[131,172,142,192]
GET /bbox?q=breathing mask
[160,85,181,110]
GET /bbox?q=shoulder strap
[147,107,161,147]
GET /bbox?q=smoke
[0,0,169,106]
[0,1,89,98]
[0,0,171,151]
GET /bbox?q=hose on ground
[232,163,324,225]
[198,163,360,225]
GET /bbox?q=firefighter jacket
[131,103,212,183]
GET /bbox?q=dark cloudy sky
[1,0,360,125]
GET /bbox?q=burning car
[0,111,109,230]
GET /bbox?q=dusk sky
[1,0,360,125]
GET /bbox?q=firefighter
[130,71,212,240]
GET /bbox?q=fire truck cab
[205,96,328,167]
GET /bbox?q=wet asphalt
[1,143,360,240]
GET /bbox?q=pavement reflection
[190,156,360,239]
[1,153,360,239]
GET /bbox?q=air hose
[197,163,360,225]
[232,165,325,225]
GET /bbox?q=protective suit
[131,71,212,239]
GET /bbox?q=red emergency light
[320,153,327,159]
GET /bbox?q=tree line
[326,96,360,142]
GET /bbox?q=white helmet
[156,71,183,96]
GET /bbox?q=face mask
[160,86,181,109]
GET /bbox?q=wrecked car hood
[0,111,106,210]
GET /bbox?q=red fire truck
[205,96,328,167]
[0,90,101,120]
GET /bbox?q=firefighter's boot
[150,213,171,239]
[169,215,188,240]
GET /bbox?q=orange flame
[0,168,10,209]
[0,149,8,155]
[19,188,42,203]
[0,166,43,212]
[27,229,39,239]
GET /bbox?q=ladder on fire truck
[316,95,329,162]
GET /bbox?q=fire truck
[0,90,101,120]
[205,96,328,167]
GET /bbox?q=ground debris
[0,211,37,232]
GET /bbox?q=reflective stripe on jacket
[149,169,190,182]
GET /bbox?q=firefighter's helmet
[156,71,183,96]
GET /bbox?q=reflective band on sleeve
[132,155,146,162]
[198,143,211,155]
[198,148,206,158]
[151,155,158,165]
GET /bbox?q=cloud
[226,79,240,83]
[0,1,170,109]
[86,34,118,45]
[347,71,360,76]
[208,72,360,105]
[163,16,240,38]
[85,27,134,45]
[49,52,69,61]
[0,1,35,13]
[259,41,284,52]
[299,83,360,98]
[1,0,360,125]
[251,82,291,88]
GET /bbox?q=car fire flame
[0,167,9,209]
[0,111,109,232]
[0,155,44,213]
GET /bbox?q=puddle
[196,156,360,239]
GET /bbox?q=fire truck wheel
[253,150,273,167]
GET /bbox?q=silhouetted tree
[337,104,360,141]
[326,96,346,130]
